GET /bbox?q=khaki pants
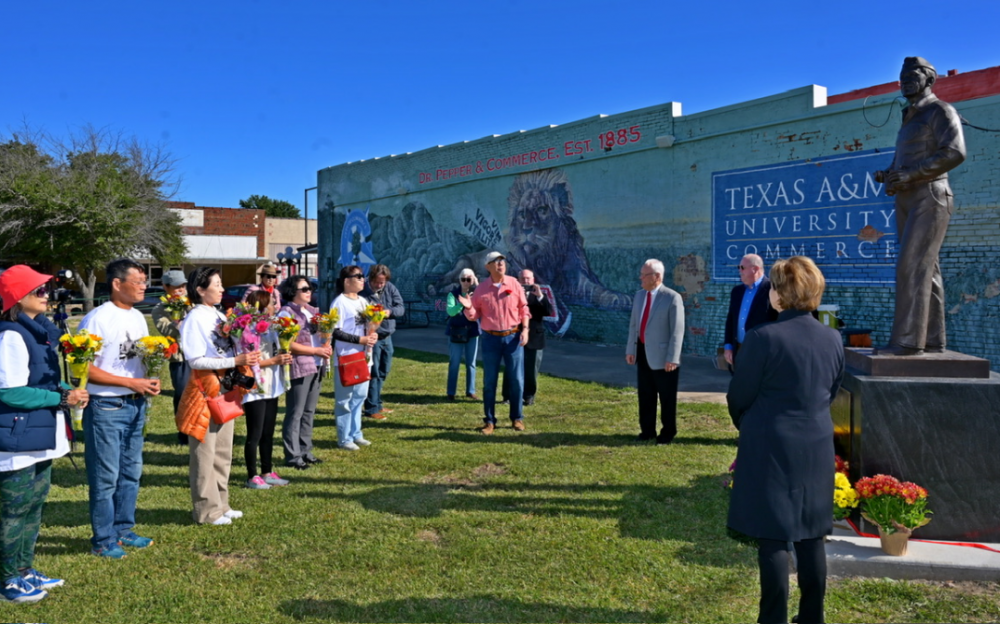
[188,418,234,524]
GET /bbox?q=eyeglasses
[31,286,49,298]
[262,275,277,279]
[460,277,473,282]
[347,274,365,280]
[121,279,147,287]
[738,265,757,271]
[297,286,314,293]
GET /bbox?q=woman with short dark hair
[177,267,260,525]
[276,275,332,469]
[727,256,845,624]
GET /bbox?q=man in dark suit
[519,270,553,405]
[724,253,776,371]
[501,269,554,406]
[625,259,685,444]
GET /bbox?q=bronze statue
[874,57,966,356]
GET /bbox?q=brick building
[162,201,266,286]
[316,63,1000,370]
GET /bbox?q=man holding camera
[457,252,530,434]
[78,258,161,558]
[503,269,554,406]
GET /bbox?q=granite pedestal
[834,354,1000,541]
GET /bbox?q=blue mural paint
[712,149,897,284]
[338,206,377,271]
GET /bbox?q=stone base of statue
[835,349,1000,541]
[844,348,991,378]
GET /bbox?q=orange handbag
[338,351,371,387]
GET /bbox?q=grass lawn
[3,345,998,623]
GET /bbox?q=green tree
[239,194,301,218]
[0,126,187,311]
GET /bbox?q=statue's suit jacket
[626,284,684,368]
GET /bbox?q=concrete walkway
[393,324,1000,582]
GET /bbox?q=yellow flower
[66,354,76,363]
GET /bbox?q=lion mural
[506,169,631,310]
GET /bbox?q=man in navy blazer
[626,259,685,444]
[724,254,777,371]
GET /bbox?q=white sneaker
[224,509,244,519]
[339,442,361,451]
[211,516,232,526]
[353,438,371,446]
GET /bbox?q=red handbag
[195,375,244,425]
[338,351,371,387]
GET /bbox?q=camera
[523,284,532,293]
[221,368,256,391]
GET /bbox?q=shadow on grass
[306,476,744,567]
[51,466,189,490]
[280,595,659,623]
[34,535,93,557]
[38,501,195,528]
[381,392,461,405]
[405,431,719,448]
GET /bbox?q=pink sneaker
[246,475,270,490]
[263,472,289,486]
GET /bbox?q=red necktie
[639,291,651,343]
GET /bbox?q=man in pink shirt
[458,252,530,434]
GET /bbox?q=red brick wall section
[828,65,1000,105]
[165,202,265,257]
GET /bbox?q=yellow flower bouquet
[58,330,104,430]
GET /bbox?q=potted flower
[854,474,932,556]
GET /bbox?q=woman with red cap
[0,265,88,603]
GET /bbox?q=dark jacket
[726,310,845,542]
[724,278,777,349]
[446,288,481,338]
[525,291,554,350]
[0,315,63,452]
[361,281,405,338]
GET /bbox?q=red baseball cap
[0,265,53,313]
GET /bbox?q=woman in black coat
[727,256,845,624]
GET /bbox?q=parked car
[221,284,254,311]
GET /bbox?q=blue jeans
[447,336,479,396]
[83,395,147,550]
[479,332,524,425]
[335,369,369,446]
[364,335,393,416]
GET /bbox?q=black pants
[244,397,279,480]
[636,342,679,440]
[757,537,826,624]
[170,360,192,445]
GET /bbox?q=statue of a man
[874,57,966,356]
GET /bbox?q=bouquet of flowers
[59,329,104,430]
[313,310,338,346]
[854,474,932,535]
[160,292,192,321]
[135,336,178,379]
[274,316,301,382]
[360,303,387,359]
[833,472,859,520]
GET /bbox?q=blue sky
[3,1,997,217]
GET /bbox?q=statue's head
[900,56,937,98]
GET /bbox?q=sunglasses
[31,286,49,298]
[297,286,314,293]
[347,274,365,280]
[262,275,277,279]
[460,277,473,282]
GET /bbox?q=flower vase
[68,362,89,431]
[878,526,911,556]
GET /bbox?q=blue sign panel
[712,149,897,285]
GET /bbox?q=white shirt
[242,330,286,403]
[77,301,150,397]
[331,295,368,359]
[0,331,71,472]
[180,305,236,370]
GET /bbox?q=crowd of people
[0,252,844,623]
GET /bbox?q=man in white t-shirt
[78,258,161,559]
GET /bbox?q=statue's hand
[874,170,886,183]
